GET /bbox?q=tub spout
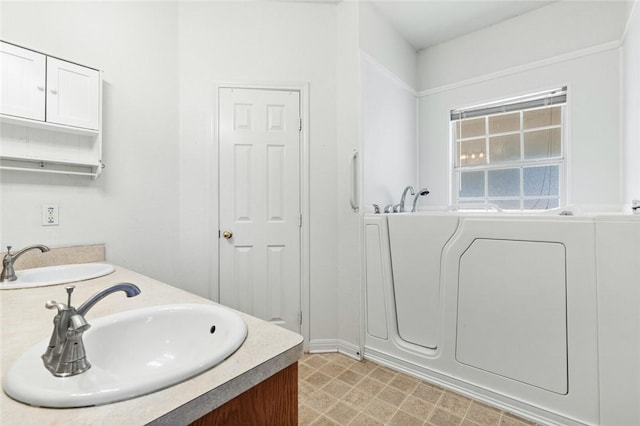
[399,186,415,212]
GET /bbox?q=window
[451,88,566,210]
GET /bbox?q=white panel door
[219,88,301,333]
[0,42,46,121]
[46,57,100,130]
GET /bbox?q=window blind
[450,87,567,121]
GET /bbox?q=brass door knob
[222,230,233,239]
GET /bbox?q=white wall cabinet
[45,57,100,130]
[0,42,46,121]
[0,41,103,178]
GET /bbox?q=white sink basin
[3,303,248,407]
[0,263,115,290]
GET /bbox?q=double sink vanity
[0,245,303,425]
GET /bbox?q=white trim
[213,81,310,350]
[622,0,639,42]
[360,51,418,96]
[309,339,338,353]
[309,339,362,360]
[338,339,362,360]
[364,346,584,426]
[418,40,622,97]
[619,46,625,206]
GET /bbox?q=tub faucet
[411,188,430,212]
[42,283,141,377]
[1,244,50,282]
[399,186,415,212]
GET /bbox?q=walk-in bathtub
[363,211,639,426]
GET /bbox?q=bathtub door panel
[388,215,459,349]
[455,238,568,394]
[364,220,391,340]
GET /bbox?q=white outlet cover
[41,204,59,226]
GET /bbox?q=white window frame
[450,89,567,211]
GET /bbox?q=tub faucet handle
[372,204,381,214]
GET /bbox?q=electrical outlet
[42,204,59,226]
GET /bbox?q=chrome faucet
[42,283,141,377]
[1,245,50,282]
[399,186,415,213]
[411,188,430,212]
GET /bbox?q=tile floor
[299,353,537,426]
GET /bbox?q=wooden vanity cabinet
[190,363,298,426]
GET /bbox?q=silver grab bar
[350,150,359,212]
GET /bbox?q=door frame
[213,81,310,349]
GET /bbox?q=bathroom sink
[0,263,115,290]
[3,303,248,407]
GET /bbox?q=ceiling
[371,1,556,50]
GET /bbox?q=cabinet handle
[36,86,44,91]
[50,89,58,95]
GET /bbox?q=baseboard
[308,339,338,353]
[308,339,363,361]
[364,346,581,426]
[337,340,362,360]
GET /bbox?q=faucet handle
[70,313,90,332]
[5,246,11,253]
[45,300,68,313]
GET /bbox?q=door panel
[46,57,99,130]
[219,88,301,333]
[0,42,46,121]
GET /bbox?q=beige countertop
[0,266,304,425]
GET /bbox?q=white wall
[623,1,640,206]
[361,55,418,211]
[358,1,419,212]
[335,1,363,356]
[418,1,630,91]
[359,2,418,90]
[176,2,340,344]
[353,1,420,353]
[0,1,351,351]
[417,2,625,210]
[0,2,181,284]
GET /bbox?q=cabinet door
[46,57,100,130]
[0,42,46,121]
